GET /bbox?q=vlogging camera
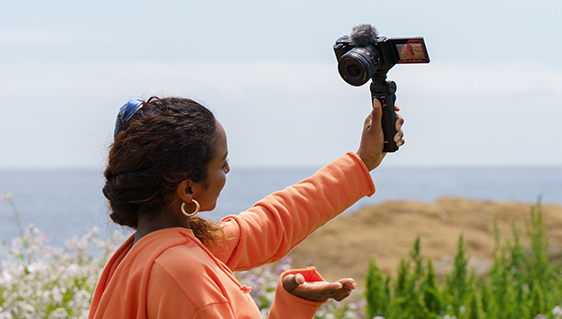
[334,24,430,152]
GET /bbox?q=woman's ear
[177,180,194,202]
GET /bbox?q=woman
[88,96,404,318]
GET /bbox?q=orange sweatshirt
[88,152,375,319]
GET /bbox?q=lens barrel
[337,46,381,86]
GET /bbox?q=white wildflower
[0,311,14,319]
[47,307,68,319]
[0,192,11,202]
[66,263,79,277]
[52,286,63,304]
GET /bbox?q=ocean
[1,166,561,247]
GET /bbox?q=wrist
[355,151,383,172]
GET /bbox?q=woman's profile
[88,96,404,318]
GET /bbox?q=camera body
[333,26,430,152]
[334,35,429,86]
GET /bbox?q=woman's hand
[356,99,405,171]
[282,273,357,302]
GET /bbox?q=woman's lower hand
[282,273,357,302]
[356,98,405,171]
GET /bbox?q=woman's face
[194,120,230,211]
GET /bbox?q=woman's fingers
[394,111,405,146]
[283,275,357,302]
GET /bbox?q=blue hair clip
[114,99,144,137]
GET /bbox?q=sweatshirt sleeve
[210,152,375,271]
[268,268,327,319]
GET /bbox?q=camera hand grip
[370,81,398,152]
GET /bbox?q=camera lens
[347,65,360,77]
[337,46,380,86]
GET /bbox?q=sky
[0,0,560,169]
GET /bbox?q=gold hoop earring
[181,199,200,217]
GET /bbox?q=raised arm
[209,99,403,270]
[210,152,375,270]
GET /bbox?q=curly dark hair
[102,97,223,245]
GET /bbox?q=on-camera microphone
[350,24,379,46]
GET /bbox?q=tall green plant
[398,237,427,319]
[444,234,470,317]
[421,258,441,317]
[467,292,482,319]
[365,257,389,318]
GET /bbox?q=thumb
[372,98,383,121]
[282,273,305,292]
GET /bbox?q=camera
[334,35,430,86]
[333,25,430,152]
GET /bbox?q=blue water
[1,166,561,247]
